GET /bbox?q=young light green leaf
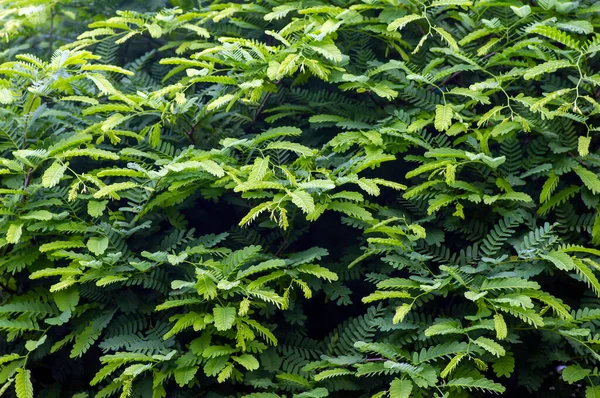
[435,104,453,132]
[579,136,592,157]
[6,223,23,244]
[15,369,33,398]
[494,314,507,340]
[87,236,109,256]
[87,201,108,218]
[42,161,69,188]
[562,365,591,384]
[387,14,422,32]
[389,378,413,398]
[473,336,505,357]
[574,166,600,194]
[213,306,236,331]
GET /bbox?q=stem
[20,167,33,203]
[245,80,281,133]
[182,119,198,144]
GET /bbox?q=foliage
[1,0,600,397]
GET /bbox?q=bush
[2,0,600,397]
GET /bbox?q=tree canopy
[2,0,600,397]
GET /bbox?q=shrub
[2,0,600,397]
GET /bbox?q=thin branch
[182,119,198,144]
[245,80,281,133]
[432,51,498,92]
[20,167,33,203]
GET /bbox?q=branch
[182,119,198,144]
[433,52,498,91]
[245,80,281,133]
[20,168,33,203]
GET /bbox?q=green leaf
[6,223,23,244]
[524,60,572,80]
[42,161,69,188]
[328,201,373,221]
[362,290,411,303]
[434,27,458,51]
[213,306,236,331]
[388,14,422,32]
[574,166,600,194]
[430,0,472,6]
[493,314,507,340]
[232,354,260,370]
[87,236,109,256]
[510,5,531,17]
[579,136,592,157]
[358,178,381,196]
[557,20,593,35]
[198,160,225,177]
[444,377,505,393]
[266,142,316,157]
[149,123,161,147]
[527,25,580,49]
[289,189,315,214]
[296,264,338,281]
[481,278,541,291]
[249,156,270,182]
[389,378,413,398]
[310,41,343,63]
[25,335,47,352]
[587,386,600,398]
[15,369,33,398]
[87,200,108,218]
[473,337,505,357]
[441,353,467,380]
[20,210,55,221]
[434,104,453,132]
[314,368,353,381]
[424,320,462,336]
[541,251,576,271]
[573,259,600,296]
[207,94,235,111]
[174,366,198,387]
[93,182,138,199]
[562,365,591,384]
[393,304,412,324]
[492,352,515,378]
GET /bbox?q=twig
[274,235,288,258]
[432,51,498,92]
[437,71,462,90]
[20,168,33,203]
[245,80,281,133]
[23,168,32,190]
[183,120,198,144]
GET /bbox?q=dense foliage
[3,0,600,396]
